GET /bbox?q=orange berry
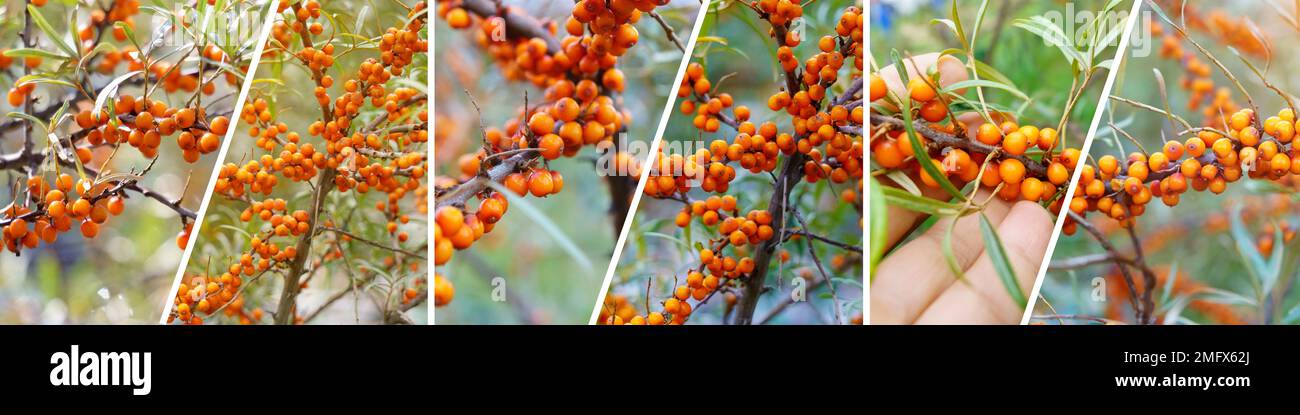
[528,112,555,136]
[1097,155,1118,176]
[1020,178,1044,202]
[907,77,936,102]
[528,169,555,197]
[1002,131,1028,155]
[538,134,563,160]
[1037,128,1058,150]
[919,100,947,122]
[976,123,1001,145]
[998,158,1025,184]
[869,74,887,102]
[1047,162,1069,185]
[79,220,99,238]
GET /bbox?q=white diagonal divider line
[158,4,280,324]
[587,1,714,325]
[1020,0,1144,325]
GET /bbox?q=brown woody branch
[1066,210,1146,323]
[318,226,427,259]
[459,0,561,52]
[870,113,1049,177]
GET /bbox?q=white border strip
[586,1,713,325]
[157,4,280,324]
[1019,0,1143,325]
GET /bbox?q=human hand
[871,53,1055,324]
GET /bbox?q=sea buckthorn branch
[240,0,429,325]
[733,155,804,324]
[1048,251,1137,270]
[456,0,563,52]
[385,288,427,324]
[3,0,250,254]
[1147,1,1261,125]
[756,253,859,324]
[1066,210,1148,323]
[436,150,537,207]
[783,228,862,253]
[319,226,427,259]
[435,0,685,309]
[19,7,36,174]
[647,11,685,52]
[788,205,842,322]
[171,0,429,324]
[600,2,862,325]
[1121,213,1160,325]
[868,113,1049,177]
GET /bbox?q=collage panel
[597,0,865,325]
[868,0,1131,324]
[0,0,267,323]
[1032,0,1300,325]
[167,0,429,325]
[432,0,704,324]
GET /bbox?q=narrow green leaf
[869,178,887,275]
[1227,204,1271,298]
[884,170,922,195]
[943,79,1030,101]
[5,112,47,133]
[881,187,963,216]
[1159,262,1178,307]
[942,220,965,280]
[92,70,143,118]
[3,48,70,60]
[15,76,79,89]
[28,5,77,58]
[979,213,1026,307]
[890,51,965,201]
[1282,303,1300,324]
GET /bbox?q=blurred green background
[433,0,701,324]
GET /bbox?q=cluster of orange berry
[2,0,253,259]
[871,71,1080,205]
[1156,0,1267,57]
[2,47,42,106]
[1067,107,1300,233]
[3,101,228,254]
[1,174,125,252]
[173,272,252,325]
[1154,25,1238,128]
[76,95,228,162]
[433,0,669,308]
[602,4,864,325]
